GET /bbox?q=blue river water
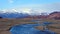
[10,23,56,34]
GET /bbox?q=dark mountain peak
[50,11,60,15]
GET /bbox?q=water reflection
[10,23,56,34]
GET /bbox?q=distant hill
[48,11,60,20]
[0,12,30,18]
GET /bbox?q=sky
[0,0,60,14]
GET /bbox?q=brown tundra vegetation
[0,11,60,34]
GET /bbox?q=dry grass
[0,18,60,34]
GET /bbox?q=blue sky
[0,0,60,9]
[0,0,60,14]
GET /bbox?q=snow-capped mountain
[0,9,49,18]
[0,13,30,18]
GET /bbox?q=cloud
[8,0,14,4]
[1,3,60,15]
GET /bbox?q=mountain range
[0,10,60,20]
[0,12,30,18]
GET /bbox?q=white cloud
[8,0,14,4]
[1,3,60,15]
[12,9,17,12]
